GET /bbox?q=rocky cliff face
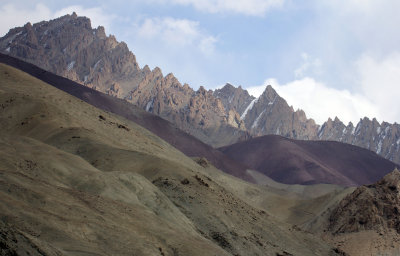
[0,13,247,147]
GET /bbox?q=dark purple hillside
[220,135,398,186]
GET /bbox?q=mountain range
[2,13,400,255]
[1,13,400,164]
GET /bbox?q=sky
[1,0,400,125]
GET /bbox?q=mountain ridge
[0,13,248,147]
[1,13,400,164]
[216,83,400,164]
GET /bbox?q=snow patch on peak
[268,96,277,105]
[240,98,258,120]
[67,61,75,71]
[145,99,154,112]
[228,95,234,104]
[377,140,383,154]
[376,127,381,134]
[93,60,101,70]
[318,125,325,138]
[5,47,10,52]
[251,109,266,129]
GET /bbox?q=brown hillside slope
[0,52,253,182]
[220,135,398,186]
[0,63,342,255]
[321,169,400,256]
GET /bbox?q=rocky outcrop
[329,169,400,234]
[0,13,247,147]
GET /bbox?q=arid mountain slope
[0,63,343,255]
[0,52,254,183]
[220,135,398,186]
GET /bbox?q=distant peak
[142,65,151,73]
[261,84,278,101]
[24,22,32,29]
[152,66,162,75]
[222,83,235,90]
[72,12,78,18]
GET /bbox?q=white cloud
[0,3,52,36]
[0,3,114,37]
[355,52,400,124]
[246,50,400,125]
[135,17,217,55]
[155,0,284,16]
[247,78,378,125]
[314,1,400,55]
[294,52,322,78]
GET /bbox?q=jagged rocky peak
[0,12,142,97]
[239,84,319,139]
[213,82,255,116]
[262,84,279,102]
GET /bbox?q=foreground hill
[0,52,254,183]
[321,169,400,256]
[220,135,398,186]
[0,63,344,255]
